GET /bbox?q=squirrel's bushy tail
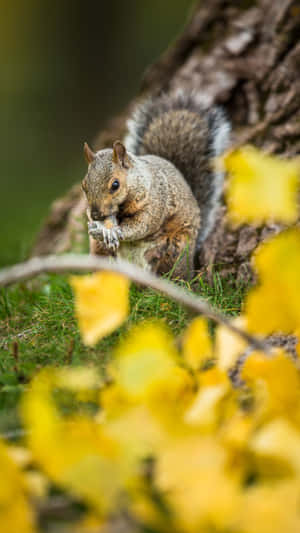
[124,91,231,245]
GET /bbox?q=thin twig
[0,254,267,351]
[66,338,75,365]
[0,328,35,350]
[12,341,19,373]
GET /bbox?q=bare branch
[0,254,267,351]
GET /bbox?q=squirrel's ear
[113,141,130,169]
[83,142,96,164]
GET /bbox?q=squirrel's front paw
[88,221,122,251]
[88,221,103,240]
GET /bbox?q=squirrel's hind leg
[145,234,196,281]
[89,236,115,257]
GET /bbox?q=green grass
[0,271,247,436]
[0,272,246,373]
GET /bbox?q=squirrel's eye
[110,179,120,193]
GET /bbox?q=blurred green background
[0,0,195,267]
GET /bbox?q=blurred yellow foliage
[224,145,300,224]
[19,334,300,532]
[0,440,36,533]
[215,316,248,370]
[182,317,212,370]
[242,350,300,424]
[21,367,134,514]
[245,229,300,334]
[110,323,178,400]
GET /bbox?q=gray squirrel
[82,91,231,279]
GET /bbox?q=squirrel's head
[82,141,132,220]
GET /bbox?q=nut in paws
[88,221,122,251]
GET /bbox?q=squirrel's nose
[91,206,100,221]
[91,206,108,221]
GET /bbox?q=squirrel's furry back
[125,91,231,245]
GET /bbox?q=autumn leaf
[182,317,213,371]
[224,145,299,224]
[110,323,178,400]
[70,271,129,345]
[237,482,300,533]
[245,229,300,333]
[215,316,248,371]
[221,413,253,450]
[0,440,36,533]
[250,418,300,474]
[21,367,132,514]
[155,436,241,532]
[184,383,229,428]
[242,350,300,424]
[109,323,194,438]
[104,404,167,461]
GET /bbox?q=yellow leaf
[182,317,213,370]
[110,323,178,400]
[237,482,300,533]
[57,366,100,388]
[7,446,32,468]
[0,440,36,533]
[246,229,300,334]
[224,145,299,224]
[104,404,167,459]
[184,383,228,428]
[215,316,248,371]
[221,413,253,449]
[21,367,133,514]
[197,366,229,388]
[130,490,170,533]
[145,365,195,439]
[100,384,133,416]
[24,471,49,500]
[156,436,241,532]
[70,271,129,345]
[109,324,195,441]
[242,350,300,423]
[250,418,300,473]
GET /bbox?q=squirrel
[82,91,230,279]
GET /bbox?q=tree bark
[32,0,300,281]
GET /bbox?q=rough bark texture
[33,0,300,280]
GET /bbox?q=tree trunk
[32,0,300,281]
